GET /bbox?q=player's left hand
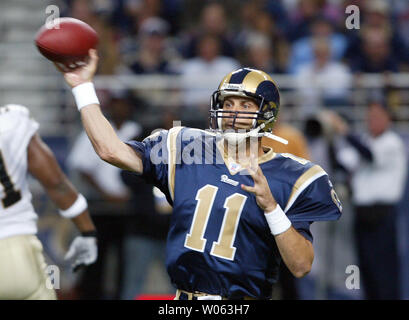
[241,155,277,212]
[64,235,98,272]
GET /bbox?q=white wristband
[72,82,100,111]
[59,194,88,218]
[264,204,292,236]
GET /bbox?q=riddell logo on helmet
[220,83,244,91]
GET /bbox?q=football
[35,17,98,70]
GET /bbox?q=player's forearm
[79,104,143,173]
[46,178,96,233]
[69,73,143,173]
[43,173,78,207]
[71,210,96,234]
[80,104,121,162]
[274,227,314,278]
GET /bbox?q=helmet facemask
[210,90,277,144]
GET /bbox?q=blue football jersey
[127,127,342,299]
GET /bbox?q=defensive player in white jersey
[0,104,97,300]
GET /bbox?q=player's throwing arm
[57,49,143,173]
[35,17,142,172]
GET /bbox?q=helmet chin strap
[263,132,289,145]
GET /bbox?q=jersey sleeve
[126,129,172,200]
[0,104,39,153]
[285,174,342,223]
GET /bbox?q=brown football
[35,17,98,70]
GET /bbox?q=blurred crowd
[56,0,409,119]
[45,0,409,300]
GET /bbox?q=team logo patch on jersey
[331,189,343,212]
[228,162,242,174]
[220,174,239,186]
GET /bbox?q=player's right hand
[54,49,99,88]
[241,153,278,213]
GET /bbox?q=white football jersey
[0,104,39,239]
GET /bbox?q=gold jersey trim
[167,126,184,200]
[284,165,327,212]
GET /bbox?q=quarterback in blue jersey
[55,49,342,300]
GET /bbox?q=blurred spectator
[363,0,409,66]
[287,0,320,41]
[241,34,276,74]
[265,0,291,34]
[119,17,180,74]
[234,1,263,49]
[329,102,408,299]
[394,0,409,49]
[297,111,351,300]
[180,2,236,59]
[295,36,352,116]
[68,0,97,25]
[116,17,181,118]
[348,27,399,73]
[235,3,290,73]
[288,15,348,74]
[67,93,141,299]
[344,0,409,72]
[91,16,122,75]
[303,114,335,174]
[123,0,162,33]
[96,0,135,35]
[160,0,184,35]
[286,0,342,42]
[179,33,240,113]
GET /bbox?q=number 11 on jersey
[184,184,247,261]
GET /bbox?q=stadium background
[1,0,408,300]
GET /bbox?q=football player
[54,49,342,300]
[0,104,97,300]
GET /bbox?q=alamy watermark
[345,5,360,30]
[146,122,265,175]
[45,265,60,290]
[45,5,60,29]
[345,265,360,290]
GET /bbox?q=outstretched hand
[54,49,99,88]
[240,154,277,212]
